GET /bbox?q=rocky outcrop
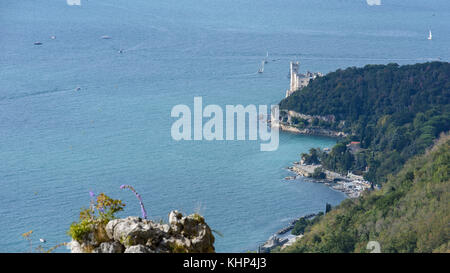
[284,110,335,124]
[275,110,348,137]
[278,124,347,137]
[69,211,215,253]
[259,235,288,253]
[288,163,372,198]
[92,242,124,253]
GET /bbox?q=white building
[285,62,323,97]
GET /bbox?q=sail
[258,61,264,73]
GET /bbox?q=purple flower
[120,185,148,219]
[141,207,147,219]
[88,191,96,213]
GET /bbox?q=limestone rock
[71,211,215,253]
[106,216,164,247]
[69,240,82,253]
[124,244,153,253]
[92,242,124,253]
[168,210,183,233]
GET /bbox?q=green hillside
[278,62,449,253]
[282,135,449,253]
[280,62,450,184]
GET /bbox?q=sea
[0,0,449,252]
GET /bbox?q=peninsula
[272,61,450,253]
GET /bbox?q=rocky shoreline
[270,109,348,138]
[263,111,369,251]
[278,123,348,138]
[258,213,317,253]
[285,163,372,198]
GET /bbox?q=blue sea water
[0,0,449,252]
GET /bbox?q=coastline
[285,163,371,198]
[271,118,370,198]
[256,129,371,252]
[258,214,317,253]
[270,108,348,138]
[268,117,347,138]
[260,102,358,252]
[259,160,372,253]
[259,64,369,252]
[278,123,347,138]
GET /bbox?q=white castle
[285,62,323,97]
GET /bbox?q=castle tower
[285,61,322,98]
[290,61,300,92]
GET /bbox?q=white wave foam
[67,0,81,6]
[366,0,381,6]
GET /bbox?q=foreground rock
[70,211,215,253]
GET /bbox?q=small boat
[101,35,112,40]
[34,42,43,45]
[258,60,265,73]
[264,51,269,64]
[50,35,56,40]
[67,0,81,5]
[428,29,432,40]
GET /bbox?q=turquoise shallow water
[0,0,449,252]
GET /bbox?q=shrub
[68,192,125,242]
[312,167,326,179]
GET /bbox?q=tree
[312,167,326,179]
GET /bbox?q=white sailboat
[428,29,432,40]
[258,60,265,73]
[264,51,269,63]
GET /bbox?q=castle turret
[285,61,322,98]
[290,61,300,92]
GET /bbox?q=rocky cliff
[70,210,215,253]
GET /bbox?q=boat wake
[0,87,78,102]
[223,71,260,79]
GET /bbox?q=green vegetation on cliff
[279,62,449,253]
[281,62,450,184]
[283,136,449,253]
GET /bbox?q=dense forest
[280,62,450,184]
[278,62,449,253]
[282,135,449,253]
